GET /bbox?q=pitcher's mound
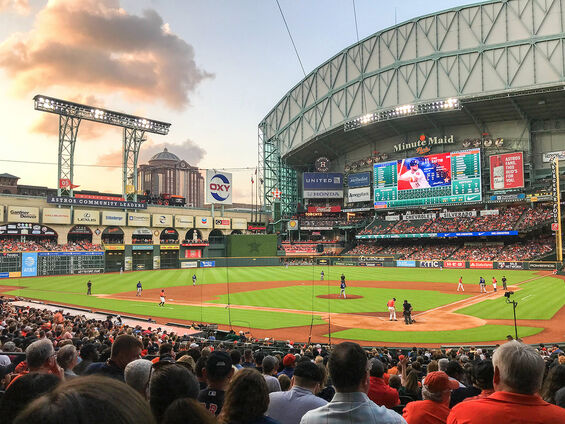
[317,294,363,300]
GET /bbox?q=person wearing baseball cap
[278,353,296,379]
[197,351,233,416]
[402,371,458,424]
[399,157,430,189]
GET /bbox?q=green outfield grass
[456,277,565,320]
[2,266,559,344]
[329,325,544,344]
[208,285,470,313]
[3,266,540,294]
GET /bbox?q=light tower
[34,95,171,201]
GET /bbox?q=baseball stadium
[1,0,565,351]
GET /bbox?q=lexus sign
[206,170,232,205]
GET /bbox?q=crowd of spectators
[359,204,553,236]
[516,205,553,230]
[0,239,101,252]
[0,300,564,424]
[346,234,554,261]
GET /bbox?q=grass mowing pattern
[5,288,326,330]
[208,285,470,313]
[455,277,565,320]
[329,325,544,344]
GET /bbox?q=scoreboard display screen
[374,149,481,208]
[38,252,104,276]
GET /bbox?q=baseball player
[492,277,497,292]
[339,274,347,299]
[158,289,166,307]
[86,280,92,296]
[399,159,431,189]
[502,276,508,291]
[387,297,397,321]
[320,270,324,281]
[479,277,487,293]
[192,274,197,286]
[403,300,413,325]
[457,276,464,292]
[136,281,142,296]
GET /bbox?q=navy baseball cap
[409,159,419,166]
[206,351,233,380]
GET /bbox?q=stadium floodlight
[33,95,171,135]
[344,98,460,132]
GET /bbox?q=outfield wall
[0,251,559,278]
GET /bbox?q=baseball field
[2,265,563,346]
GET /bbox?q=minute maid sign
[393,134,455,154]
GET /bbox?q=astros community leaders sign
[47,196,146,209]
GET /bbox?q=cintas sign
[205,170,232,205]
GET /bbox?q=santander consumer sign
[206,170,233,204]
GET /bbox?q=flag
[251,176,254,184]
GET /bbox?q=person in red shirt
[367,358,400,409]
[403,371,458,424]
[387,298,397,321]
[158,289,165,307]
[447,341,565,424]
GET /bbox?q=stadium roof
[283,86,565,167]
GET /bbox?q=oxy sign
[206,170,232,204]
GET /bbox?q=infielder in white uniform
[399,159,431,189]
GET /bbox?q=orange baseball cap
[423,371,459,392]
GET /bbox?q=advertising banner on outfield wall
[102,211,126,226]
[174,215,193,229]
[7,206,39,223]
[231,218,247,230]
[22,252,38,277]
[214,218,231,229]
[490,152,524,190]
[528,262,557,270]
[181,261,198,268]
[195,216,212,229]
[419,260,443,268]
[42,208,71,225]
[152,214,173,228]
[495,261,524,270]
[200,260,215,267]
[444,260,465,268]
[74,210,100,225]
[469,261,493,269]
[347,187,371,203]
[397,260,416,267]
[128,212,150,227]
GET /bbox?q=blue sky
[0,0,474,201]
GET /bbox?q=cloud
[0,0,30,14]
[0,0,212,109]
[96,138,206,168]
[30,94,108,139]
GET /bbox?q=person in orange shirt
[447,341,565,423]
[403,371,458,424]
[387,298,397,321]
[158,289,165,307]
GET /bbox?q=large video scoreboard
[374,149,481,208]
